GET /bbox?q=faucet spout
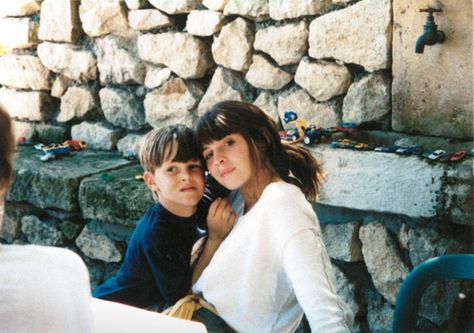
[415,9,446,54]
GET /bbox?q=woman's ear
[143,171,159,192]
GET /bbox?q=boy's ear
[143,171,159,192]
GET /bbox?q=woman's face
[202,133,255,191]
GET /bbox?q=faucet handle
[419,7,442,14]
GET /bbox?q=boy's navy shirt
[92,176,228,309]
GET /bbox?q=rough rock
[0,0,42,17]
[308,0,391,72]
[124,0,148,10]
[186,10,225,36]
[148,0,201,14]
[0,54,52,91]
[342,72,391,125]
[359,222,409,305]
[38,0,82,43]
[117,134,144,157]
[51,75,71,98]
[245,54,292,90]
[71,122,122,151]
[278,88,341,128]
[0,88,54,121]
[203,0,228,11]
[295,58,351,102]
[144,65,171,89]
[79,165,154,227]
[76,224,123,262]
[58,86,99,123]
[128,9,174,31]
[223,0,269,21]
[21,215,65,246]
[269,0,332,20]
[100,87,147,130]
[37,42,97,82]
[95,34,146,85]
[0,17,38,49]
[138,32,213,79]
[321,222,362,262]
[197,67,247,115]
[212,17,254,72]
[254,21,308,66]
[253,91,280,126]
[144,78,203,128]
[79,0,131,37]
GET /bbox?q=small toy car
[428,149,446,160]
[335,122,357,134]
[354,142,374,151]
[283,111,298,124]
[303,125,322,145]
[449,150,467,162]
[395,145,423,155]
[331,139,357,149]
[64,140,87,151]
[374,145,398,153]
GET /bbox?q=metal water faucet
[415,7,446,54]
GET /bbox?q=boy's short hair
[139,125,201,173]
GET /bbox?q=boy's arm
[192,198,236,284]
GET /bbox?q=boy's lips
[180,186,197,192]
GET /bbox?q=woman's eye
[203,152,213,160]
[225,139,235,147]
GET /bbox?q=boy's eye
[189,165,203,172]
[166,166,178,173]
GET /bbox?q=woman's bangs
[196,112,234,147]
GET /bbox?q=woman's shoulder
[262,181,306,204]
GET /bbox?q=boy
[93,125,233,310]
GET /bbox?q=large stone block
[95,34,145,85]
[308,0,391,72]
[0,54,52,90]
[392,0,473,139]
[144,78,203,128]
[79,165,153,227]
[37,42,97,82]
[79,0,130,37]
[38,0,83,43]
[138,32,213,79]
[312,145,473,224]
[7,147,132,212]
[0,88,55,121]
[0,17,38,49]
[0,0,42,17]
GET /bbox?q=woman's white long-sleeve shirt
[193,182,353,333]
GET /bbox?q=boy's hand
[207,198,236,242]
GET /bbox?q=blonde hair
[0,107,15,192]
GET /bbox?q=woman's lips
[220,168,235,178]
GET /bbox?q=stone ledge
[311,146,473,225]
[8,146,133,212]
[79,164,153,227]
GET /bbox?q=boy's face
[143,158,205,218]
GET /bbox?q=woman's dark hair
[0,107,15,191]
[195,101,324,200]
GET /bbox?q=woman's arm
[282,228,354,332]
[192,198,236,284]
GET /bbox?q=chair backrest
[393,254,474,333]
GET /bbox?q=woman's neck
[241,168,279,213]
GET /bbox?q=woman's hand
[207,198,236,242]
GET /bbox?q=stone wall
[1,1,472,332]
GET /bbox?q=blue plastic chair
[393,254,474,332]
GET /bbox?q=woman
[192,101,353,332]
[0,107,94,332]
